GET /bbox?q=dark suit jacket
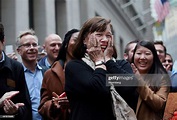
[0,52,32,120]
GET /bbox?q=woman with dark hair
[56,29,80,64]
[131,40,171,120]
[38,29,79,120]
[65,16,137,120]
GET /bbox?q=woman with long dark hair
[131,40,171,120]
[38,29,79,120]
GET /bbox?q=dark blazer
[0,52,32,120]
[65,59,137,120]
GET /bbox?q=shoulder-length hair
[132,40,167,74]
[73,16,117,59]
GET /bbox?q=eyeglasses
[18,43,38,48]
[164,60,172,63]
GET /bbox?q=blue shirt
[170,70,177,92]
[44,57,51,69]
[23,63,43,120]
[38,56,50,69]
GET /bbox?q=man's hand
[7,52,18,61]
[3,99,24,114]
[0,91,19,108]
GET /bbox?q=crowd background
[1,0,177,70]
[1,0,177,120]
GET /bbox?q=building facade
[150,0,177,70]
[0,0,154,59]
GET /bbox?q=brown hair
[154,40,166,55]
[73,16,117,59]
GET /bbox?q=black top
[0,52,32,120]
[65,59,137,120]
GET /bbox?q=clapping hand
[3,99,24,114]
[52,92,69,110]
[131,63,142,81]
[0,91,24,114]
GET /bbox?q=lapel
[51,61,65,90]
[136,96,142,115]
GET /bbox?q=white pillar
[33,0,56,45]
[66,0,81,30]
[1,0,29,45]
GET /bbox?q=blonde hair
[16,29,38,48]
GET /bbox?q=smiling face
[134,46,153,74]
[44,34,62,63]
[163,54,173,71]
[94,25,113,52]
[67,32,79,59]
[154,44,165,62]
[84,24,113,52]
[17,34,38,63]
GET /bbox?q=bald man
[39,34,62,69]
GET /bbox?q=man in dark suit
[0,23,32,120]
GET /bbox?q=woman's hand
[51,92,69,110]
[131,63,147,87]
[131,63,142,81]
[104,37,114,62]
[86,34,104,63]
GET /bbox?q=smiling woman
[131,40,171,120]
[65,16,137,120]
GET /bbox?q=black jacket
[65,59,137,120]
[0,52,32,120]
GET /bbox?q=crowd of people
[0,16,176,120]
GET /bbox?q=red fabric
[154,0,170,22]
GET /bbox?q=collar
[45,57,51,68]
[23,62,42,72]
[0,52,14,72]
[0,51,5,62]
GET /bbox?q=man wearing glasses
[16,29,46,120]
[163,53,173,71]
